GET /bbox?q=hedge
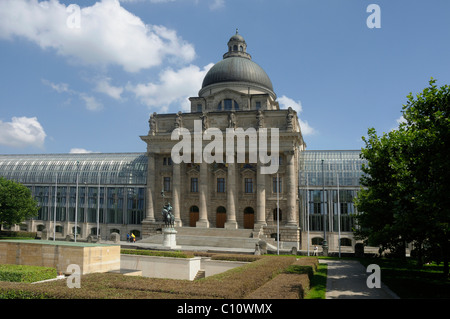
[120,249,195,258]
[0,264,57,283]
[0,230,37,239]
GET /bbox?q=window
[273,177,282,193]
[163,157,172,166]
[164,177,171,192]
[217,178,225,193]
[244,178,253,193]
[218,99,239,111]
[190,178,198,193]
[255,101,261,110]
[224,99,232,111]
[197,104,202,112]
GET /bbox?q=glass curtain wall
[298,150,365,233]
[0,153,148,227]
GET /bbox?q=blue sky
[0,0,449,154]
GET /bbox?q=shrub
[0,230,37,239]
[120,249,194,258]
[0,264,57,283]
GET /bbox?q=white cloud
[0,0,195,73]
[95,78,124,100]
[127,63,214,112]
[278,95,316,136]
[69,148,96,153]
[79,94,103,111]
[0,116,46,148]
[396,115,406,125]
[42,79,103,111]
[209,0,225,10]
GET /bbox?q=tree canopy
[0,177,39,227]
[355,78,450,276]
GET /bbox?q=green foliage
[0,177,39,227]
[120,249,194,258]
[356,78,450,275]
[0,264,57,283]
[0,230,37,239]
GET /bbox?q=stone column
[225,162,238,229]
[197,161,209,228]
[286,150,298,226]
[172,163,182,226]
[255,162,267,229]
[145,153,156,221]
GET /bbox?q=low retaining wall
[0,240,120,275]
[120,255,248,281]
[121,254,202,280]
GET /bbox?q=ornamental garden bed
[0,255,319,299]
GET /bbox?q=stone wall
[0,240,120,275]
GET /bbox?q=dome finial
[236,28,238,34]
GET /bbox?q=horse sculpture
[162,203,175,228]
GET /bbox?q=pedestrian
[313,245,318,256]
[131,232,136,243]
[126,233,130,242]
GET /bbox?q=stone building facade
[141,31,306,247]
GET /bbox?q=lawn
[357,257,449,299]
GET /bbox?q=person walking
[126,233,130,242]
[313,245,318,256]
[131,232,136,243]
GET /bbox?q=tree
[355,79,450,276]
[0,177,39,227]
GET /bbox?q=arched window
[218,99,240,111]
[233,45,237,51]
[312,237,323,245]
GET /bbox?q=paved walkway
[320,259,400,299]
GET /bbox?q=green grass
[304,262,327,299]
[358,258,450,299]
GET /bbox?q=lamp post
[321,159,328,256]
[53,173,57,241]
[74,161,79,242]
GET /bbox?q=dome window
[218,99,239,111]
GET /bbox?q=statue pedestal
[162,227,179,249]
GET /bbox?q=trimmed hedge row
[0,264,57,283]
[120,249,194,258]
[0,230,37,239]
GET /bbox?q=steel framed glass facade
[298,150,366,235]
[0,153,148,236]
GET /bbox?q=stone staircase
[140,227,262,250]
[194,269,205,280]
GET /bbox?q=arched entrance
[216,206,226,228]
[243,207,254,229]
[189,206,199,227]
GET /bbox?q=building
[0,32,366,253]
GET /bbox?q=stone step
[174,227,253,238]
[194,269,205,280]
